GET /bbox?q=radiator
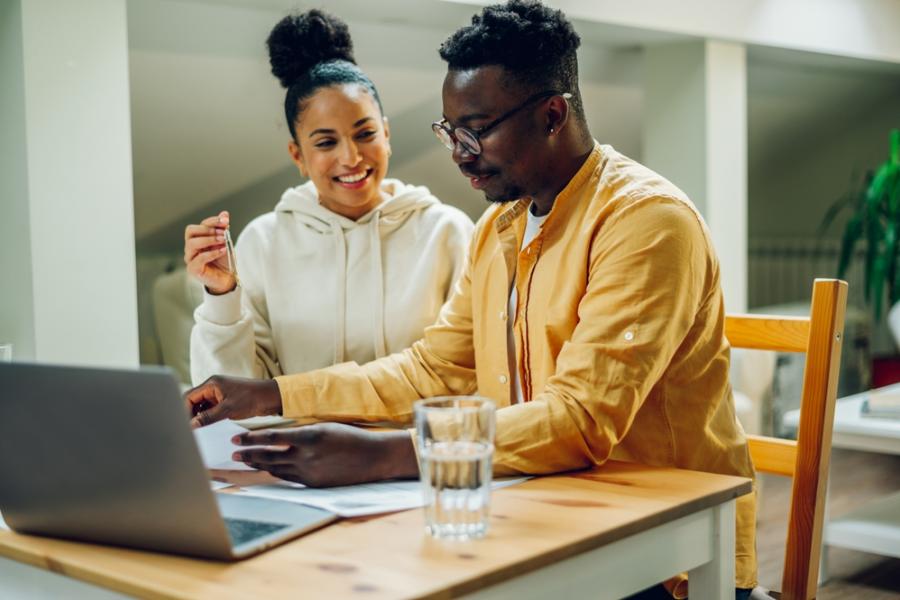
[748,237,866,309]
[748,237,873,433]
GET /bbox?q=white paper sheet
[193,419,255,471]
[232,415,296,430]
[0,511,7,530]
[210,480,234,490]
[236,477,530,518]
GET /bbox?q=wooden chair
[724,278,848,600]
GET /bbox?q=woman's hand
[184,210,235,294]
[232,424,420,487]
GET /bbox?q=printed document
[236,477,530,518]
[193,419,255,471]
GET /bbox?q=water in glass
[415,396,495,540]
[420,440,493,540]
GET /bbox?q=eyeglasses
[432,91,571,156]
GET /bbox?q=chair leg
[818,472,832,585]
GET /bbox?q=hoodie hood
[273,178,440,232]
[272,178,442,365]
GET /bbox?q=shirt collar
[494,142,602,234]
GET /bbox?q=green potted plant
[821,129,900,328]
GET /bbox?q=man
[186,2,756,597]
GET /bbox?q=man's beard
[484,184,526,204]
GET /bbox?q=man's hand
[232,423,419,487]
[185,375,282,428]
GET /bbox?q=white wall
[643,43,707,207]
[0,0,139,367]
[749,71,900,240]
[449,0,900,65]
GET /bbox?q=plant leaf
[889,167,900,305]
[864,186,880,303]
[891,129,900,166]
[873,221,894,320]
[884,219,899,307]
[889,166,900,218]
[817,192,853,238]
[831,132,900,318]
[838,213,863,279]
[868,163,890,208]
[865,160,893,304]
[894,239,900,307]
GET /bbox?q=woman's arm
[189,219,281,384]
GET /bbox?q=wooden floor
[756,448,900,598]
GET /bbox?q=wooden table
[0,461,750,600]
[783,384,900,563]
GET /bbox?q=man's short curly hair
[439,0,584,120]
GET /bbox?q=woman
[184,10,472,384]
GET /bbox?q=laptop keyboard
[224,517,290,547]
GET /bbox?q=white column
[705,41,748,314]
[643,40,747,312]
[0,0,138,367]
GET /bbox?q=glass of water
[414,396,495,540]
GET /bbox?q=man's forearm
[377,430,420,480]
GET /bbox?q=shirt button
[499,374,508,384]
[624,331,634,341]
[499,310,506,320]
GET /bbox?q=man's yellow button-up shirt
[277,143,757,589]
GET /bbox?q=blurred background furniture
[151,268,203,385]
[731,348,777,436]
[745,302,870,438]
[782,383,900,579]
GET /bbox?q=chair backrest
[725,279,848,600]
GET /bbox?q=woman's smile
[334,168,374,189]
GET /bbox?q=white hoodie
[190,179,473,384]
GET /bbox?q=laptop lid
[0,363,324,560]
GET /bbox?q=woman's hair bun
[267,9,356,89]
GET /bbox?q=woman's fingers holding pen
[186,245,227,272]
[185,211,229,236]
[184,233,225,263]
[183,212,231,258]
[186,249,235,295]
[184,216,236,293]
[184,222,222,241]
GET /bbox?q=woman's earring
[549,127,555,134]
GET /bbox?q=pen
[192,400,214,417]
[223,227,241,286]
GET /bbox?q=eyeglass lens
[432,123,481,155]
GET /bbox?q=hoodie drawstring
[331,220,347,364]
[370,211,387,359]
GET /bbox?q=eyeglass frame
[432,90,572,156]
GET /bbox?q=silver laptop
[0,362,337,560]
